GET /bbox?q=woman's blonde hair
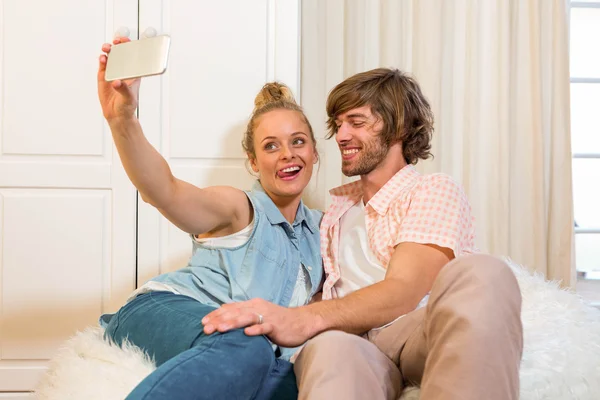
[242,82,317,159]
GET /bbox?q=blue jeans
[104,291,298,400]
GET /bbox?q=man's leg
[294,330,402,400]
[370,254,524,400]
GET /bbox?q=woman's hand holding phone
[97,37,141,123]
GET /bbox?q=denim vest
[108,182,323,360]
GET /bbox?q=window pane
[570,83,600,154]
[572,159,600,228]
[575,233,600,273]
[570,8,600,78]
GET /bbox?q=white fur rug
[36,259,600,400]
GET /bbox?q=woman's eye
[293,138,305,145]
[264,143,277,150]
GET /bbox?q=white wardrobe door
[0,0,138,391]
[136,0,301,285]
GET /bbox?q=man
[203,68,523,399]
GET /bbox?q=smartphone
[104,35,171,81]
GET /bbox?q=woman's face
[250,109,317,200]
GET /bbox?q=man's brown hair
[326,68,434,165]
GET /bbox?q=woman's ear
[313,149,319,164]
[249,155,259,173]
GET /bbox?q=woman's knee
[195,329,275,372]
[104,293,215,365]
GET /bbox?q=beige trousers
[295,254,524,400]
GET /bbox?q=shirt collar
[329,180,364,204]
[252,181,318,233]
[329,165,420,216]
[367,165,420,215]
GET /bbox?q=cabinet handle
[142,27,158,38]
[114,26,131,39]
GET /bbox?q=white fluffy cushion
[36,259,600,400]
[36,329,154,400]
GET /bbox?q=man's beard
[342,136,389,176]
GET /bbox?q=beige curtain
[301,0,575,287]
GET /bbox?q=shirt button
[306,265,312,271]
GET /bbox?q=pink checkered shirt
[320,165,477,300]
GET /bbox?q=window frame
[570,1,600,279]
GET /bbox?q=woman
[97,37,322,400]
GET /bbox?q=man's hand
[202,298,321,348]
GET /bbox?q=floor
[577,278,600,308]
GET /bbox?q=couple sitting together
[97,37,523,400]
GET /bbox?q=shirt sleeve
[393,174,475,257]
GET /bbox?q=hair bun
[254,82,296,111]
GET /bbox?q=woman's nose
[280,145,294,160]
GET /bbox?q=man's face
[334,106,389,177]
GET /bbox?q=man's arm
[304,242,454,336]
[202,242,453,347]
